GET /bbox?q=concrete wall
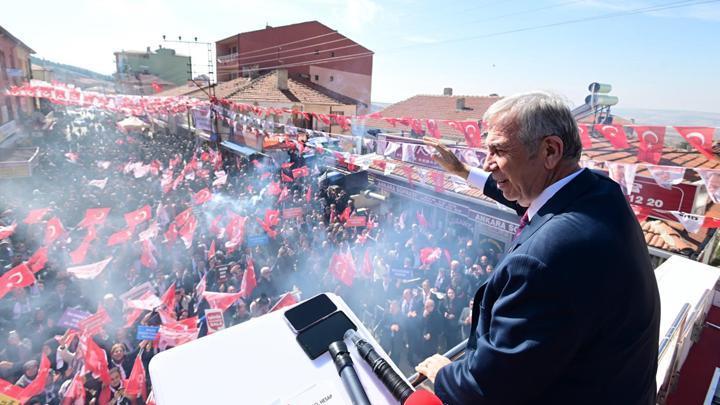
[116,48,190,85]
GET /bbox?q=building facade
[114,47,190,94]
[216,21,373,113]
[0,25,34,146]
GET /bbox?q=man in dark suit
[417,92,660,405]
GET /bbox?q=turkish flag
[430,171,445,193]
[420,247,443,265]
[225,213,247,249]
[281,172,294,183]
[425,119,441,139]
[0,263,36,299]
[329,251,355,287]
[270,292,299,312]
[160,281,176,320]
[27,247,48,273]
[403,165,414,185]
[69,240,92,265]
[577,124,592,149]
[208,240,216,260]
[125,205,152,229]
[17,354,50,403]
[67,257,113,280]
[174,208,194,228]
[594,124,629,149]
[314,113,332,126]
[83,335,110,384]
[635,126,666,164]
[44,217,65,245]
[0,223,17,240]
[61,370,86,405]
[108,228,134,246]
[278,186,290,203]
[140,239,158,269]
[240,258,257,299]
[193,188,212,205]
[265,209,280,227]
[675,127,717,161]
[178,215,198,248]
[362,250,373,278]
[448,120,483,148]
[417,211,428,228]
[203,291,243,312]
[631,205,653,223]
[77,207,111,229]
[267,181,281,196]
[124,354,147,400]
[256,218,278,239]
[339,207,352,223]
[23,208,50,224]
[281,162,294,169]
[292,166,309,179]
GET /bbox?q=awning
[220,141,265,158]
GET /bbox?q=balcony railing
[217,53,239,63]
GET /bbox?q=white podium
[149,293,408,404]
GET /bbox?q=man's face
[483,121,549,207]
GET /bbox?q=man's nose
[482,154,495,172]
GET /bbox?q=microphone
[404,389,443,405]
[344,329,414,403]
[328,340,371,405]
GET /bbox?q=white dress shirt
[466,167,584,221]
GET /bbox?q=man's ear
[542,135,564,169]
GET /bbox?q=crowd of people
[0,107,498,404]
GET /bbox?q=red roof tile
[365,95,501,140]
[228,70,358,105]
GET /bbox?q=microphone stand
[407,338,469,387]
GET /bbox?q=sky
[4,0,720,113]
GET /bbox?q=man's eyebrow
[486,140,509,149]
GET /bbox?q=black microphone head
[328,340,348,357]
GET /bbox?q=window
[314,75,319,81]
[330,75,334,82]
[331,52,335,57]
[231,46,237,54]
[314,49,319,55]
[0,51,6,81]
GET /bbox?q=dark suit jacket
[434,169,660,405]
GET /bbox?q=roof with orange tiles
[154,77,251,99]
[227,70,359,106]
[365,95,502,139]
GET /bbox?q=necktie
[513,212,529,241]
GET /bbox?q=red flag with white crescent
[594,124,629,149]
[634,126,666,164]
[0,223,17,240]
[125,205,151,229]
[82,334,111,384]
[44,217,65,245]
[420,247,443,265]
[675,127,716,161]
[270,292,299,312]
[178,215,198,249]
[69,240,92,265]
[240,258,257,299]
[27,247,48,273]
[124,354,148,400]
[202,291,243,312]
[193,188,212,205]
[0,263,36,299]
[577,124,592,149]
[108,228,134,246]
[23,208,50,225]
[77,207,111,229]
[425,119,441,139]
[141,239,158,269]
[17,354,50,403]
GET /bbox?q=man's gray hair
[483,91,582,161]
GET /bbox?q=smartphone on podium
[296,311,357,360]
[283,293,337,333]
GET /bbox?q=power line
[222,43,366,68]
[221,31,340,58]
[222,37,354,64]
[217,51,375,76]
[383,0,719,53]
